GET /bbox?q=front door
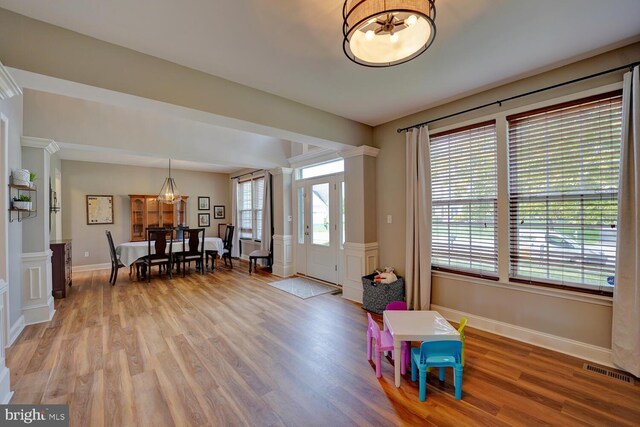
[298,176,340,283]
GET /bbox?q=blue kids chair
[411,340,463,401]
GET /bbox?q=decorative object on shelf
[198,196,210,210]
[11,168,30,186]
[49,186,60,213]
[12,194,32,210]
[198,213,210,227]
[29,172,37,188]
[8,182,37,222]
[342,0,436,67]
[158,158,181,204]
[86,195,114,225]
[213,205,225,219]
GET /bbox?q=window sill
[431,270,613,307]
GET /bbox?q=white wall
[61,160,230,267]
[0,94,23,327]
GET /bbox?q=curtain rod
[397,61,640,134]
[231,169,264,180]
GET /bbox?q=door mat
[267,277,340,299]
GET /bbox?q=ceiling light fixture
[342,0,436,67]
[157,159,181,204]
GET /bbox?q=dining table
[115,237,224,267]
[383,310,460,387]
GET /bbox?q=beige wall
[0,8,372,149]
[373,42,640,348]
[61,160,230,267]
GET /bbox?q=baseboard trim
[73,263,110,272]
[431,304,614,368]
[0,365,12,404]
[8,315,24,347]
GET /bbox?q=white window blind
[431,121,498,278]
[508,91,622,292]
[253,178,265,240]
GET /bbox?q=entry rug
[267,277,341,299]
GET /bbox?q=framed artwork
[86,195,114,225]
[198,213,210,227]
[213,205,225,219]
[198,196,210,210]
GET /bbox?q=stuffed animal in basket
[374,267,398,284]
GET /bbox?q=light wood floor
[7,262,640,426]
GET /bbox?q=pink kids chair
[367,313,409,378]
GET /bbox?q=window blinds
[431,121,498,278]
[508,91,622,292]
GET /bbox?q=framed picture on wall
[213,205,225,219]
[198,213,210,227]
[86,195,114,225]
[198,196,210,210]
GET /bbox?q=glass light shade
[157,159,181,204]
[158,177,181,204]
[343,0,436,67]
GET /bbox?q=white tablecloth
[116,237,224,266]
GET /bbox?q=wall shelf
[8,183,37,222]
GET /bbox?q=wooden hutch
[128,195,188,241]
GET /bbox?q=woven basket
[362,273,405,315]
[12,169,30,186]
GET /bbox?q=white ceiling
[1,0,639,126]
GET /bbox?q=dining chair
[221,225,235,268]
[411,340,463,401]
[105,230,128,285]
[458,317,468,366]
[249,237,272,273]
[143,228,173,282]
[174,228,205,276]
[367,313,409,378]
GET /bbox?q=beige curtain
[612,66,640,377]
[230,179,240,258]
[405,127,432,310]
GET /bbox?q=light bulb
[365,30,375,41]
[390,33,399,43]
[406,15,418,26]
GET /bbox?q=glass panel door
[311,183,330,246]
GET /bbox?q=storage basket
[12,169,30,186]
[362,273,405,315]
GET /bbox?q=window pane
[341,181,345,247]
[300,159,344,179]
[431,122,498,277]
[508,92,622,291]
[298,187,305,244]
[311,183,330,246]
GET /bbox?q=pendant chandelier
[157,159,181,204]
[342,0,436,67]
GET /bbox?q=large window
[237,177,264,240]
[431,121,498,278]
[508,91,622,292]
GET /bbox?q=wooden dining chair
[221,225,235,268]
[174,228,205,276]
[143,228,173,282]
[249,237,272,274]
[105,230,128,285]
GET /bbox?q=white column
[20,137,58,324]
[340,145,380,302]
[270,167,294,277]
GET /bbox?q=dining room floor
[6,261,640,426]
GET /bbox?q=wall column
[270,167,294,277]
[341,145,379,302]
[20,136,58,325]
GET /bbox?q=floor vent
[583,363,635,384]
